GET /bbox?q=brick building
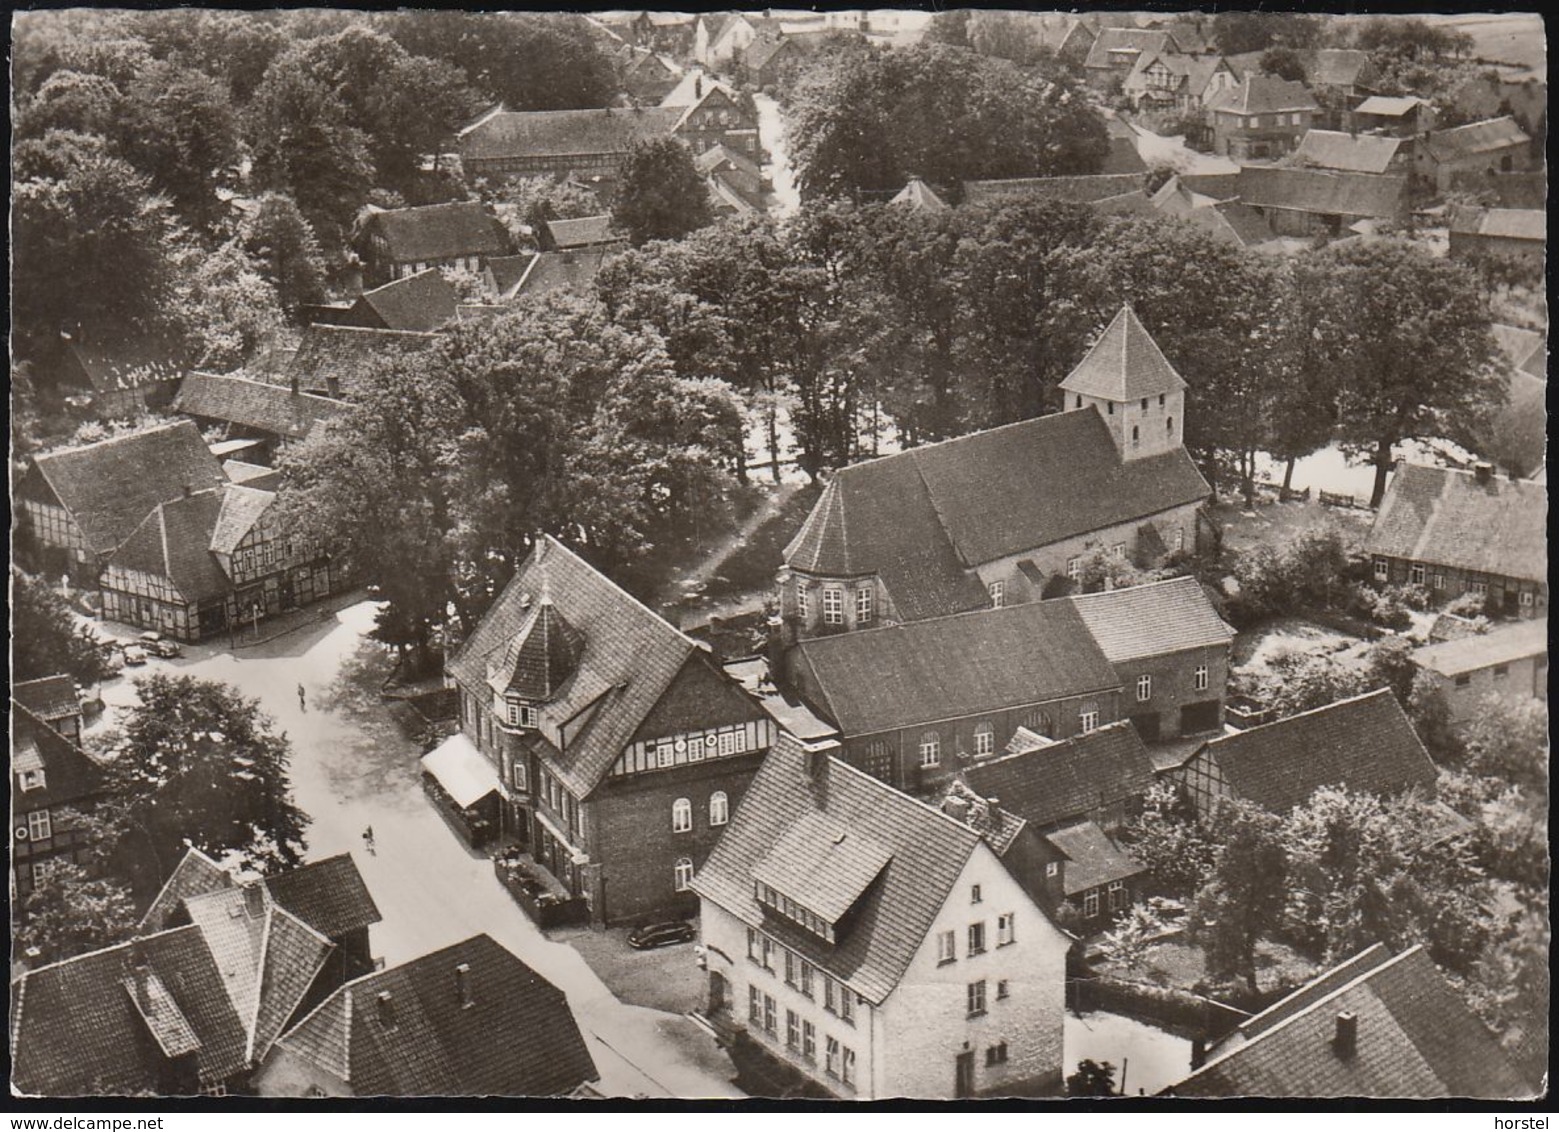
[1205,75,1320,160]
[1418,116,1533,193]
[445,535,775,927]
[692,734,1074,1099]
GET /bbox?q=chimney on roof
[377,990,396,1029]
[1474,462,1494,485]
[454,962,474,1008]
[987,797,1003,832]
[243,883,265,919]
[801,736,839,797]
[183,482,195,498]
[1332,1011,1357,1057]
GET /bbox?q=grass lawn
[1212,496,1372,558]
[1101,938,1322,1006]
[554,923,705,1015]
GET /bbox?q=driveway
[86,600,742,1099]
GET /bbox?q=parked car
[627,920,696,950]
[121,644,149,667]
[138,631,182,658]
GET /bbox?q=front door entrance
[955,1050,975,1099]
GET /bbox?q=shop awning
[421,733,501,809]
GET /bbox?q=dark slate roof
[1067,576,1234,663]
[791,601,1120,737]
[14,675,79,722]
[486,597,584,701]
[963,721,1154,833]
[744,33,794,72]
[512,250,617,300]
[141,848,236,932]
[223,460,282,490]
[1308,48,1374,88]
[691,734,996,1003]
[251,907,337,1061]
[363,202,510,265]
[209,485,274,556]
[1236,166,1406,219]
[109,488,234,605]
[1172,946,1534,1098]
[460,106,682,162]
[354,270,460,333]
[694,142,762,181]
[1365,463,1546,583]
[1043,819,1144,895]
[61,329,188,395]
[1207,74,1319,115]
[274,935,598,1097]
[28,421,228,556]
[11,702,105,812]
[262,854,382,940]
[1083,27,1174,71]
[1293,130,1406,175]
[1450,206,1545,242]
[751,811,895,924]
[542,214,619,249]
[962,172,1145,206]
[11,925,250,1096]
[1191,689,1438,814]
[784,410,1210,617]
[176,372,349,441]
[1423,116,1530,162]
[446,535,700,798]
[285,326,440,399]
[486,254,537,298]
[1412,617,1547,678]
[1060,305,1189,401]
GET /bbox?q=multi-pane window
[824,975,836,1013]
[937,929,956,964]
[1373,559,1390,581]
[747,928,760,962]
[1079,703,1100,733]
[709,791,729,826]
[800,960,814,999]
[1067,557,1083,580]
[786,1010,800,1050]
[657,742,676,768]
[856,586,874,624]
[1194,664,1210,692]
[1108,880,1128,911]
[1520,590,1534,607]
[1136,675,1152,702]
[1175,528,1185,552]
[986,1042,1009,1066]
[1409,563,1426,585]
[840,990,854,1025]
[764,994,777,1036]
[506,699,538,729]
[823,587,844,625]
[968,921,986,955]
[672,798,693,832]
[785,950,797,987]
[762,936,775,972]
[919,731,941,768]
[796,583,808,620]
[1083,889,1101,917]
[988,580,1005,608]
[802,1020,817,1062]
[974,722,995,758]
[825,1036,840,1077]
[1432,573,1447,592]
[967,980,987,1017]
[749,985,762,1024]
[1112,544,1127,560]
[673,858,694,891]
[28,810,52,842]
[997,913,1015,947]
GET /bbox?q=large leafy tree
[92,675,310,901]
[1189,800,1290,994]
[1299,240,1504,507]
[120,61,242,233]
[11,570,111,686]
[242,191,330,315]
[15,859,139,966]
[611,138,715,247]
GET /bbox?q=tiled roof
[1084,27,1174,71]
[962,172,1146,206]
[486,254,536,298]
[744,34,793,72]
[785,410,1209,617]
[1127,51,1232,100]
[209,484,275,556]
[1191,689,1438,814]
[1173,946,1534,1098]
[109,488,235,605]
[446,535,700,798]
[1423,116,1530,162]
[888,177,949,212]
[963,721,1155,834]
[141,847,235,932]
[1490,323,1545,379]
[460,106,681,162]
[1365,463,1546,584]
[275,935,598,1097]
[517,249,617,300]
[1042,819,1144,895]
[1211,201,1277,246]
[285,325,439,399]
[708,172,761,215]
[694,142,762,181]
[1308,49,1374,88]
[751,811,894,924]
[1353,95,1428,117]
[14,675,79,722]
[691,734,994,1003]
[1207,74,1319,115]
[1450,206,1544,242]
[486,597,583,701]
[251,906,336,1060]
[542,214,619,249]
[1060,305,1189,402]
[354,270,460,333]
[1237,944,1392,1041]
[661,68,739,108]
[11,926,250,1096]
[11,702,105,812]
[28,421,228,557]
[363,202,510,265]
[1067,576,1234,663]
[790,600,1120,737]
[1483,366,1546,478]
[1411,617,1547,678]
[1292,130,1406,175]
[61,329,188,394]
[223,460,282,490]
[263,854,382,940]
[1236,166,1406,219]
[176,372,349,441]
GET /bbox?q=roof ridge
[32,419,197,465]
[1209,685,1399,745]
[19,922,205,978]
[824,751,989,849]
[538,534,701,652]
[832,410,1082,476]
[1067,574,1199,602]
[245,904,276,1062]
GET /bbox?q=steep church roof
[1060,305,1189,402]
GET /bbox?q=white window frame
[28,809,52,842]
[673,857,695,891]
[973,721,995,758]
[841,1045,856,1087]
[823,586,844,625]
[1373,558,1390,581]
[1079,704,1100,733]
[1136,674,1152,702]
[1045,861,1059,878]
[802,1019,816,1062]
[672,797,693,833]
[919,731,941,768]
[968,920,986,955]
[1083,889,1101,917]
[1108,880,1128,911]
[1066,556,1083,580]
[997,912,1015,947]
[988,580,1005,608]
[937,929,956,965]
[825,1036,840,1077]
[709,790,729,826]
[1520,589,1534,607]
[1471,581,1489,596]
[796,583,808,620]
[856,585,873,624]
[1194,664,1210,692]
[18,769,46,792]
[1409,563,1426,586]
[656,741,676,768]
[967,980,987,1018]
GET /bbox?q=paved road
[754,92,799,217]
[89,602,742,1099]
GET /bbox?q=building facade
[1411,618,1547,723]
[1206,75,1320,159]
[12,701,104,900]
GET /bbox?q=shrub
[1445,591,1494,619]
[1387,582,1435,612]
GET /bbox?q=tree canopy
[611,138,715,247]
[11,569,111,686]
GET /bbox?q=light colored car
[121,644,149,667]
[138,631,182,658]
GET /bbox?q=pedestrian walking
[362,826,376,855]
[297,683,307,711]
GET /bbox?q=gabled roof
[1067,576,1234,663]
[60,328,188,395]
[1236,166,1406,219]
[963,721,1155,834]
[1292,130,1406,175]
[1353,95,1429,117]
[1060,305,1189,402]
[1411,617,1548,678]
[1423,116,1530,162]
[262,854,383,940]
[210,485,275,556]
[11,702,105,812]
[744,33,795,72]
[1190,689,1438,814]
[751,811,894,924]
[660,67,739,108]
[962,172,1146,206]
[285,325,439,399]
[223,460,282,490]
[888,177,949,213]
[695,142,762,181]
[274,935,598,1097]
[14,675,79,722]
[109,488,235,605]
[1207,74,1319,115]
[446,536,701,798]
[1450,206,1544,242]
[1043,819,1145,895]
[459,106,681,162]
[1084,27,1174,71]
[1172,946,1533,1098]
[11,926,250,1096]
[27,421,228,557]
[1366,463,1546,584]
[176,372,349,441]
[507,250,617,301]
[1308,48,1376,89]
[692,734,1007,1003]
[542,214,619,250]
[141,847,236,933]
[1127,50,1232,100]
[362,202,510,265]
[353,270,459,333]
[790,600,1120,737]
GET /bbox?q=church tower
[1059,304,1188,460]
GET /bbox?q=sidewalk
[230,587,375,650]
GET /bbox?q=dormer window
[505,697,538,730]
[17,770,46,792]
[755,880,837,944]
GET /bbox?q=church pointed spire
[1059,304,1188,403]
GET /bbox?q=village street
[88,601,743,1100]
